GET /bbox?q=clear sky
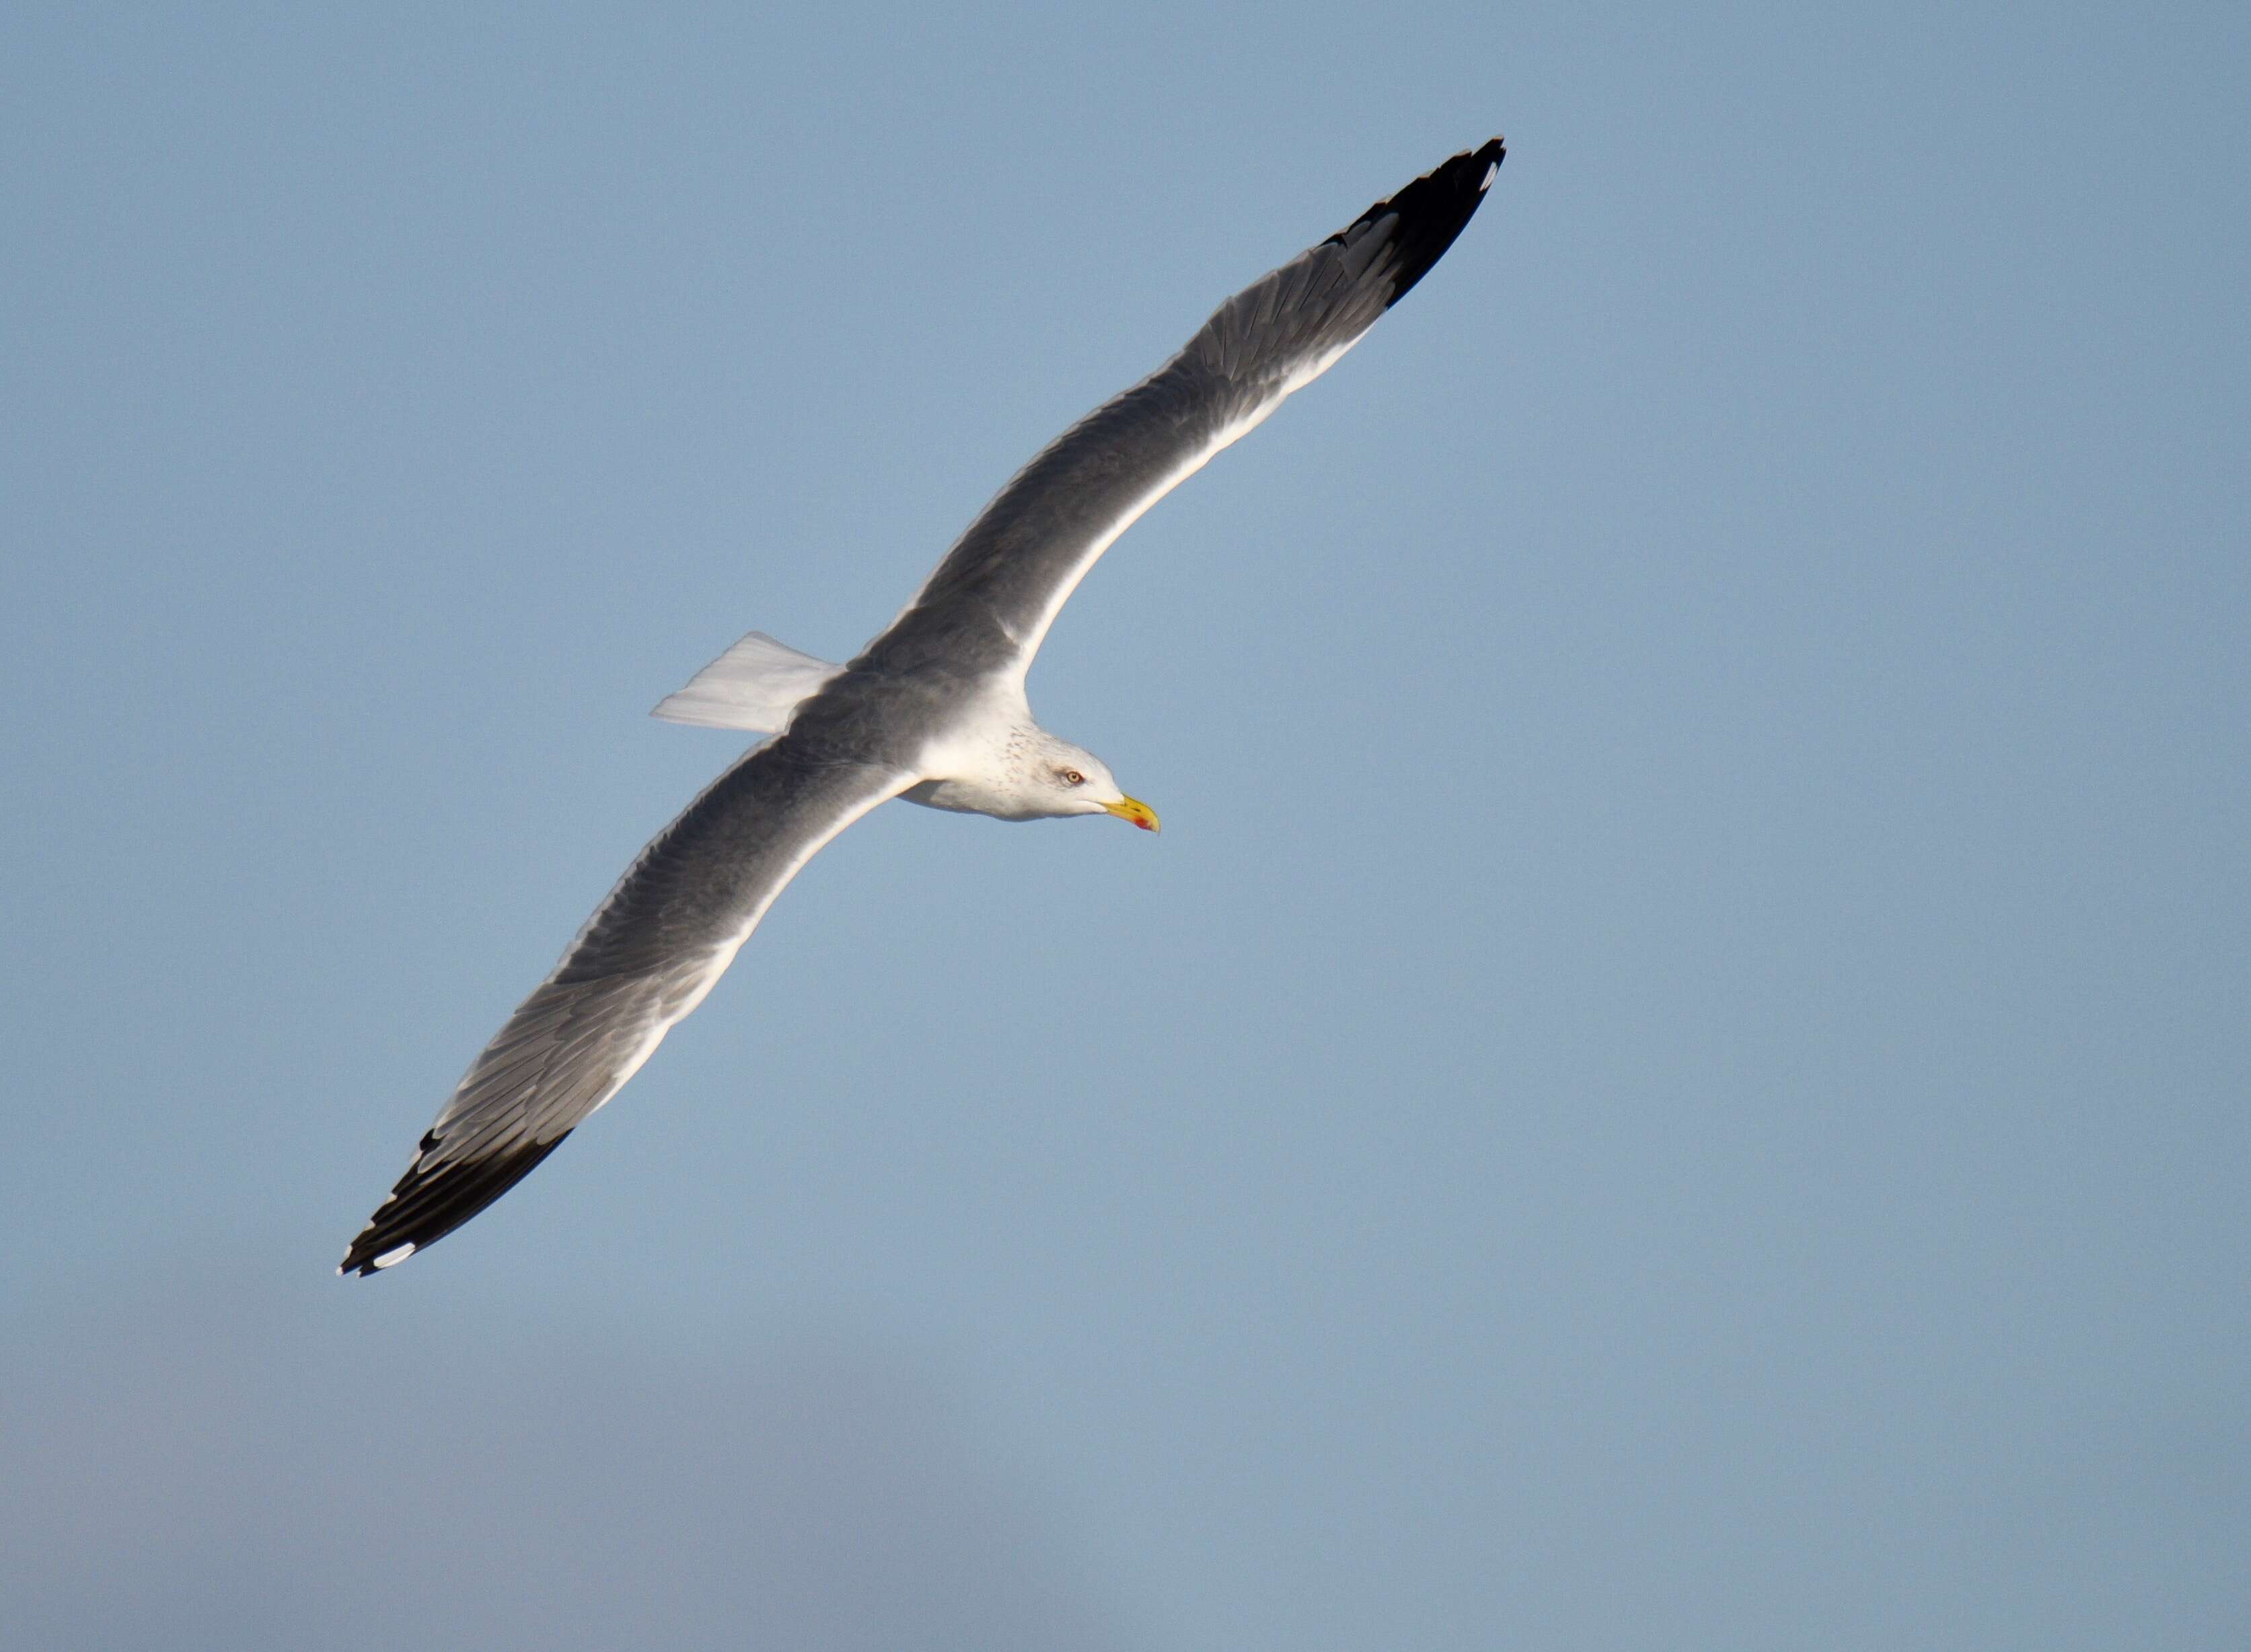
[3,3,2246,1647]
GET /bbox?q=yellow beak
[1102,795,1160,833]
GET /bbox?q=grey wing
[340,741,913,1275]
[863,138,1504,682]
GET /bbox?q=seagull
[340,137,1506,1275]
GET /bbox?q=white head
[1004,729,1160,829]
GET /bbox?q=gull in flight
[341,137,1506,1275]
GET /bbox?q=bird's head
[1023,734,1159,831]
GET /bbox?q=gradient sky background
[4,3,2246,1648]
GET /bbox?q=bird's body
[342,138,1506,1275]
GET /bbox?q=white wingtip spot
[372,1242,416,1269]
[1481,161,1498,191]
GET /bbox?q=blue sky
[3,3,2246,1647]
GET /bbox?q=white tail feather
[651,631,844,733]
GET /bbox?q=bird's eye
[1060,768,1085,786]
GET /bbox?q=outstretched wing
[340,741,914,1275]
[862,138,1504,682]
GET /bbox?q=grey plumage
[340,137,1504,1275]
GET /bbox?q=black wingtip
[1327,137,1507,311]
[338,1129,573,1277]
